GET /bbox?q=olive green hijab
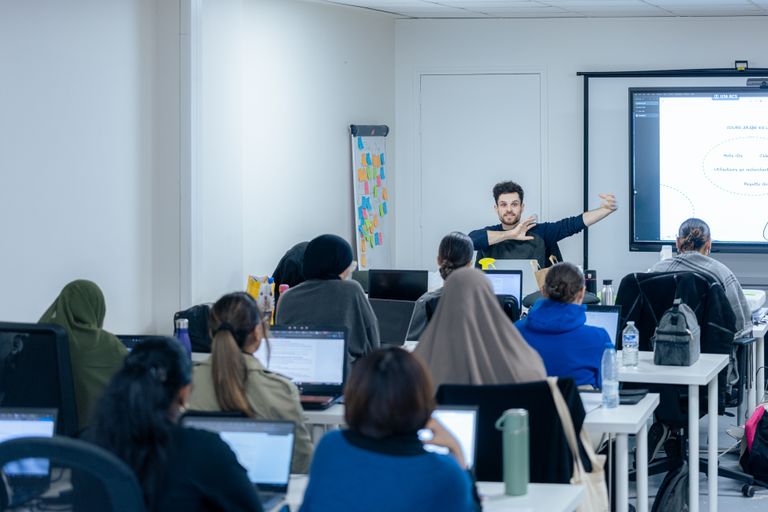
[39,280,128,429]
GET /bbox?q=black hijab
[302,234,353,281]
[273,241,309,303]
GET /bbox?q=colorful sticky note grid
[382,188,388,200]
[366,153,372,165]
[376,175,381,187]
[364,182,369,195]
[380,167,386,180]
[380,153,385,165]
[357,136,364,150]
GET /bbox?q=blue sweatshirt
[516,299,613,388]
[300,430,475,512]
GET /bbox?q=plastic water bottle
[622,321,639,368]
[175,318,192,358]
[601,347,619,409]
[601,279,615,306]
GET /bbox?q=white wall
[0,0,180,334]
[395,17,768,283]
[195,0,395,303]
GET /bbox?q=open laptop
[584,305,622,346]
[255,326,347,410]
[489,259,540,298]
[0,408,57,504]
[181,415,294,511]
[369,298,416,346]
[419,406,478,469]
[369,270,428,301]
[482,269,523,307]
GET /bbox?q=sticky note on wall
[361,153,367,167]
[366,153,372,165]
[372,154,380,168]
[382,202,388,215]
[378,232,383,245]
[380,153,385,165]
[374,233,380,246]
[382,188,388,200]
[357,136,364,150]
[361,254,366,267]
[380,167,386,180]
[358,168,366,182]
[364,181,369,195]
[373,185,378,198]
[376,175,382,187]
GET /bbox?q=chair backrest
[0,436,145,512]
[173,304,212,353]
[436,378,586,483]
[0,322,78,436]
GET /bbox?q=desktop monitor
[368,270,428,302]
[584,305,622,346]
[482,270,523,307]
[0,323,78,436]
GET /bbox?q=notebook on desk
[255,326,347,410]
[180,416,294,511]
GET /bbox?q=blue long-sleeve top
[300,430,475,512]
[468,214,586,251]
[515,299,613,388]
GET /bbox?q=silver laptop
[181,416,295,510]
[419,406,478,469]
[489,259,540,297]
[584,305,622,346]
[483,269,523,307]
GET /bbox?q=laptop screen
[255,327,346,387]
[584,305,622,346]
[419,406,478,468]
[483,270,523,305]
[0,409,56,476]
[181,417,294,490]
[369,299,416,346]
[369,270,428,302]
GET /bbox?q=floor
[626,409,768,511]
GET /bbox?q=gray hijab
[414,267,546,388]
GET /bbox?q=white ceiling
[319,0,768,18]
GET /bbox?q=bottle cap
[627,321,635,325]
[603,279,613,285]
[175,318,189,329]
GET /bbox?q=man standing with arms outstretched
[469,181,617,268]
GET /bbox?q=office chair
[0,436,145,512]
[615,271,758,494]
[0,322,79,436]
[436,378,590,483]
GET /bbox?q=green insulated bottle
[494,408,529,496]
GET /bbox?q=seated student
[39,279,128,429]
[276,234,380,365]
[413,268,546,388]
[515,263,612,389]
[188,292,313,473]
[649,217,752,336]
[300,347,476,512]
[87,337,263,511]
[406,231,474,341]
[272,240,308,307]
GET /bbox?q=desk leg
[748,340,757,422]
[637,423,648,512]
[758,332,765,405]
[616,434,628,512]
[689,384,699,512]
[708,379,718,512]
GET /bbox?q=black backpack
[174,304,212,353]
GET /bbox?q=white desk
[278,475,584,512]
[582,392,659,512]
[191,351,208,363]
[617,351,728,512]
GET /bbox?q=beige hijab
[414,267,546,388]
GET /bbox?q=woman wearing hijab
[272,241,308,307]
[276,234,380,366]
[414,268,546,387]
[39,280,128,429]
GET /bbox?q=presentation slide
[631,88,768,249]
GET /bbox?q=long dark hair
[87,337,191,508]
[437,232,474,280]
[209,292,269,416]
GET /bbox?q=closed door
[418,73,543,267]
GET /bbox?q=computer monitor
[482,270,523,306]
[181,416,294,492]
[0,323,77,436]
[255,326,347,395]
[368,270,428,302]
[0,409,57,478]
[419,406,478,469]
[584,305,622,346]
[369,299,416,346]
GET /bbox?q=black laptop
[369,298,416,346]
[255,326,347,410]
[369,270,428,301]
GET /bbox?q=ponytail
[211,330,253,416]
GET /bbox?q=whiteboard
[351,125,392,269]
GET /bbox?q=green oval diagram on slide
[702,136,768,197]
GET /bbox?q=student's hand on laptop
[423,418,467,468]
